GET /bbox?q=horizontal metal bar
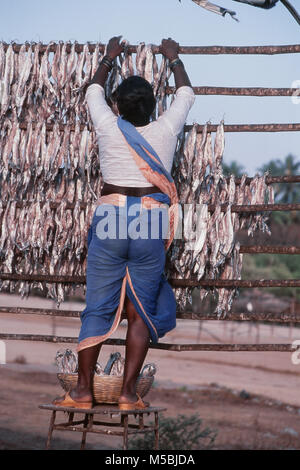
[1,273,300,287]
[1,201,299,213]
[220,203,300,213]
[17,121,300,133]
[0,273,84,283]
[235,176,300,185]
[1,201,89,210]
[167,86,298,97]
[186,123,300,133]
[4,43,300,55]
[176,311,300,322]
[0,333,296,352]
[0,306,81,317]
[240,246,300,254]
[145,343,297,352]
[1,306,299,323]
[171,279,300,288]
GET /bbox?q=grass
[127,413,217,450]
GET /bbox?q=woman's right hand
[106,36,125,60]
[160,38,179,61]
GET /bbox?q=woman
[53,36,195,410]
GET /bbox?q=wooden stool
[39,404,166,450]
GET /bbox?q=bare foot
[53,387,93,404]
[69,387,93,403]
[118,393,138,404]
[53,389,93,405]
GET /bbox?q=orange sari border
[126,266,158,340]
[96,193,127,207]
[77,275,127,352]
[77,264,160,351]
[141,196,169,211]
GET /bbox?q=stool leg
[122,415,129,450]
[46,411,56,450]
[80,413,91,450]
[139,414,144,430]
[154,412,159,450]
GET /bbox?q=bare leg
[55,343,102,404]
[119,296,150,404]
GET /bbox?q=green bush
[128,413,217,450]
[242,254,300,300]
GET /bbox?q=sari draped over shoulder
[116,117,180,251]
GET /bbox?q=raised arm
[160,38,192,89]
[89,36,124,88]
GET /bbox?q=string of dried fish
[0,41,271,311]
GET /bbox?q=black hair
[115,76,156,127]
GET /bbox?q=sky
[1,0,299,175]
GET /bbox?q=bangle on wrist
[169,57,183,71]
[169,57,179,65]
[101,55,113,71]
[104,55,114,64]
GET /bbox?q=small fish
[1,43,14,117]
[144,45,154,84]
[190,0,238,22]
[136,42,146,76]
[15,43,32,115]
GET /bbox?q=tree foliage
[257,154,300,224]
[225,154,300,301]
[222,160,245,177]
[242,254,300,300]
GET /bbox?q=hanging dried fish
[0,40,272,311]
[1,43,14,117]
[15,43,32,116]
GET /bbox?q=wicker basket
[57,373,154,404]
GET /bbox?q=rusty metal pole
[3,201,300,213]
[18,121,300,133]
[6,43,300,55]
[2,275,300,287]
[167,86,298,96]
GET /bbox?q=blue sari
[77,118,178,351]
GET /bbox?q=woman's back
[86,83,195,187]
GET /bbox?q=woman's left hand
[106,36,125,60]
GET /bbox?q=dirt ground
[1,366,300,450]
[1,293,300,450]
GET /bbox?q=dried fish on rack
[1,43,15,118]
[166,119,271,315]
[0,40,272,311]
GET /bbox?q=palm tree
[222,160,245,177]
[258,154,300,203]
[257,154,300,223]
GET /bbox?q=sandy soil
[1,293,300,449]
[1,365,300,450]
